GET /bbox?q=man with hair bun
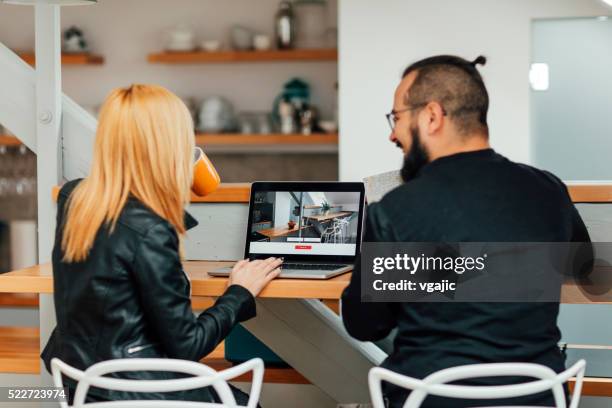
[341,55,590,407]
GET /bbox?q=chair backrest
[368,359,586,408]
[51,357,264,408]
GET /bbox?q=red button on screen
[295,245,312,250]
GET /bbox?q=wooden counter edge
[0,275,53,294]
[569,377,612,397]
[195,183,612,204]
[52,183,612,204]
[52,183,251,203]
[0,263,350,299]
[5,263,612,303]
[189,279,348,300]
[566,184,612,203]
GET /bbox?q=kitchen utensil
[192,146,221,197]
[198,96,235,133]
[166,24,196,52]
[255,112,273,133]
[253,34,272,51]
[273,78,310,127]
[294,0,328,49]
[63,26,89,53]
[201,39,221,52]
[237,112,273,134]
[319,119,337,133]
[279,100,296,134]
[300,105,317,135]
[275,1,295,49]
[238,112,256,134]
[231,25,254,50]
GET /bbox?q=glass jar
[294,0,328,49]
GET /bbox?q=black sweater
[341,149,590,407]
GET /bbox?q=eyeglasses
[385,104,447,131]
[385,106,421,131]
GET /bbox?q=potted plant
[287,220,296,229]
[321,201,331,216]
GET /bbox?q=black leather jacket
[42,180,255,401]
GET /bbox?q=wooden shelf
[148,48,337,64]
[53,183,251,204]
[1,133,338,148]
[0,134,21,146]
[0,293,38,308]
[196,133,338,146]
[0,327,40,374]
[18,52,104,66]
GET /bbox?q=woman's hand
[228,257,283,297]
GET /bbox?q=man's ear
[424,101,445,135]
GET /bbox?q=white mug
[253,34,271,51]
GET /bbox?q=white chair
[335,217,351,243]
[321,223,341,243]
[51,357,264,408]
[368,359,586,408]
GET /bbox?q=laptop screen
[246,182,365,261]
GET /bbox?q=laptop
[209,181,366,279]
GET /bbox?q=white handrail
[0,42,37,151]
[0,40,97,180]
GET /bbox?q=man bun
[471,55,487,67]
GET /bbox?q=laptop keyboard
[282,263,348,271]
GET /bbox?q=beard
[400,125,430,183]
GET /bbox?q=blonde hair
[62,84,195,262]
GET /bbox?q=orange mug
[192,146,221,196]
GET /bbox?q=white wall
[274,192,291,228]
[0,0,338,118]
[324,191,360,211]
[531,17,612,180]
[338,0,611,182]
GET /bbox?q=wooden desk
[2,262,611,304]
[0,262,350,300]
[304,211,352,222]
[258,225,307,239]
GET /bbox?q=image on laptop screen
[248,191,361,257]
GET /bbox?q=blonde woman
[41,85,281,404]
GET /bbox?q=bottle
[275,1,295,49]
[279,99,296,134]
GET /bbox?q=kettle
[272,78,310,125]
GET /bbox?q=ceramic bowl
[319,120,338,133]
[201,39,221,52]
[253,34,271,51]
